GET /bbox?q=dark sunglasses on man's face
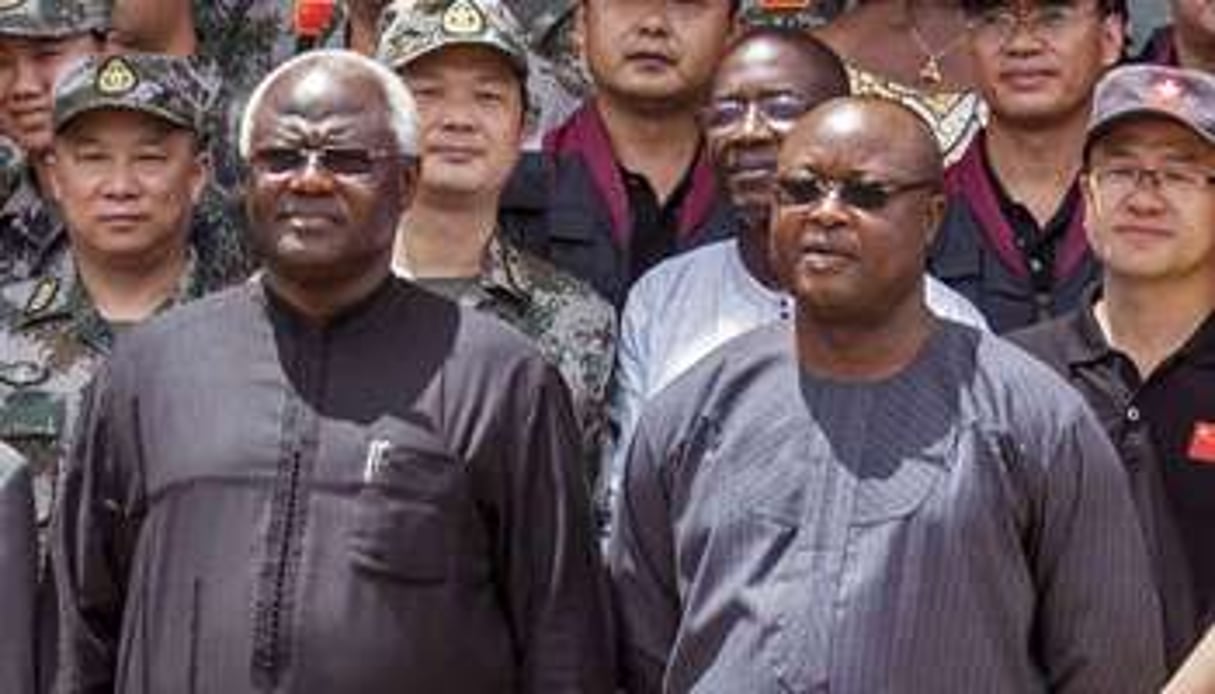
[250,146,398,177]
[775,171,937,211]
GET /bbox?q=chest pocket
[349,419,468,584]
[0,387,65,445]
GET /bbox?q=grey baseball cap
[1087,64,1215,153]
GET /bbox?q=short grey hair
[237,49,419,160]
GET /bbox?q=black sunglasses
[775,171,937,211]
[250,147,399,177]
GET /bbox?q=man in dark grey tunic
[53,50,613,693]
[608,97,1165,693]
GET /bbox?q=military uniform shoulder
[504,241,612,316]
[1,273,72,324]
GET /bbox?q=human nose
[287,151,337,193]
[10,54,41,98]
[100,160,141,198]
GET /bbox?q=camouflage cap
[0,0,110,39]
[376,0,529,79]
[53,54,219,137]
[1086,65,1215,154]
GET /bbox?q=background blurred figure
[378,0,616,485]
[930,0,1125,332]
[0,443,34,694]
[739,0,848,30]
[814,0,984,164]
[1012,64,1215,671]
[1139,0,1215,70]
[505,0,739,307]
[0,0,108,285]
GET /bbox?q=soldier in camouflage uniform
[0,0,109,286]
[0,53,248,541]
[378,0,617,480]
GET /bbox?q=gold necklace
[906,3,967,87]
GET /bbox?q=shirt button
[1127,406,1141,422]
[1029,258,1044,273]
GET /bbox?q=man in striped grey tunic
[608,96,1165,693]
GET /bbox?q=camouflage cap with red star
[1087,64,1215,154]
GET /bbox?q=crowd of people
[0,0,1211,692]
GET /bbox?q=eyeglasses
[775,171,937,211]
[701,92,812,132]
[967,4,1098,45]
[1090,164,1215,200]
[250,147,399,177]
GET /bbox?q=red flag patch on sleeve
[1187,421,1215,464]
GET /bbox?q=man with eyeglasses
[609,95,1163,693]
[53,50,613,692]
[601,27,986,534]
[929,0,1125,333]
[1011,64,1215,673]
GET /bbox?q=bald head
[716,27,849,100]
[780,97,944,187]
[238,49,419,159]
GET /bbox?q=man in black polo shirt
[1011,64,1215,673]
[931,0,1125,332]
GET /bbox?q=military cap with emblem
[1085,64,1215,157]
[52,53,219,138]
[376,0,529,78]
[0,0,109,39]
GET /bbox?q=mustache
[276,196,343,220]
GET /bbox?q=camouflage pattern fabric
[0,0,109,38]
[0,210,250,539]
[738,0,847,30]
[0,135,24,207]
[421,234,616,482]
[53,52,220,136]
[192,0,346,193]
[0,171,66,288]
[377,0,529,76]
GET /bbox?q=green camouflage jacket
[412,234,616,481]
[0,211,249,531]
[0,169,67,288]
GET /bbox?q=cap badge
[23,277,58,318]
[442,0,485,35]
[96,57,138,96]
[1150,78,1184,108]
